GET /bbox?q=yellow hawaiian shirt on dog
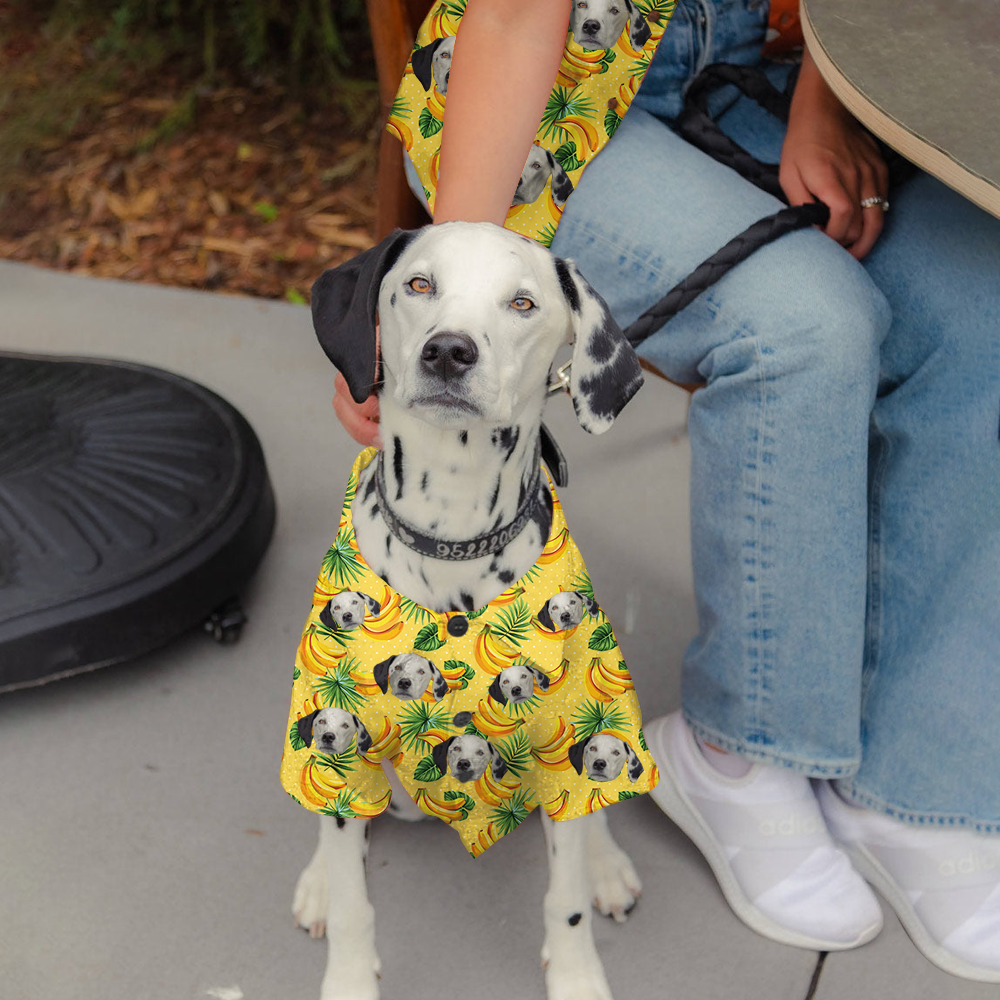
[388,1,676,245]
[281,448,659,857]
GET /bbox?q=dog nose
[398,678,411,690]
[593,759,606,771]
[456,759,471,771]
[511,686,522,698]
[421,332,478,380]
[342,612,353,622]
[582,19,600,34]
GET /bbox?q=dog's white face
[570,0,631,49]
[514,145,554,206]
[388,653,436,700]
[432,35,455,92]
[377,223,574,429]
[582,733,629,781]
[313,708,364,755]
[547,591,586,629]
[497,664,540,704]
[329,591,367,630]
[446,734,494,782]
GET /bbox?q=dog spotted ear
[554,257,643,434]
[626,0,652,49]
[311,228,417,404]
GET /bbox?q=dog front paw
[293,855,329,939]
[319,965,380,1000]
[543,952,614,1000]
[589,842,642,923]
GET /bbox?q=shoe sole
[648,719,882,952]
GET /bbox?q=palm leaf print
[637,726,648,752]
[313,661,365,712]
[539,88,597,142]
[572,699,631,738]
[636,0,676,25]
[570,571,595,603]
[443,0,468,18]
[489,789,533,837]
[537,223,559,250]
[397,701,450,751]
[399,596,435,623]
[490,598,531,647]
[314,618,355,651]
[320,789,359,819]
[389,93,411,121]
[315,744,357,780]
[496,729,532,776]
[322,529,365,587]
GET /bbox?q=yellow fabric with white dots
[281,448,658,857]
[387,1,676,246]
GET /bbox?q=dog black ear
[626,1,652,49]
[297,709,322,748]
[432,736,454,776]
[311,229,417,404]
[318,600,337,632]
[429,662,449,701]
[568,736,590,775]
[362,593,382,618]
[553,256,643,434]
[487,675,506,704]
[531,667,550,693]
[625,742,644,782]
[489,743,508,781]
[537,600,555,632]
[372,655,396,694]
[410,37,443,90]
[353,715,373,754]
[545,150,574,207]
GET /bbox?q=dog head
[297,707,373,755]
[488,663,550,705]
[568,733,642,782]
[410,35,455,93]
[513,144,574,208]
[432,734,508,783]
[372,653,448,701]
[311,222,642,435]
[319,590,381,632]
[570,0,651,50]
[537,590,599,631]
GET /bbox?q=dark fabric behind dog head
[311,229,416,404]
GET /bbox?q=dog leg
[540,813,615,1000]
[587,809,642,923]
[298,816,381,1000]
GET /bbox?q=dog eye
[408,276,433,294]
[510,296,535,311]
[612,749,620,755]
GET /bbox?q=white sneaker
[646,711,883,950]
[818,781,1000,982]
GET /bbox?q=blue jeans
[549,0,1000,831]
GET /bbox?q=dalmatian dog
[513,144,575,208]
[297,707,373,757]
[488,662,551,705]
[410,34,456,94]
[539,590,599,631]
[372,652,448,702]
[570,0,652,51]
[293,222,646,1000]
[319,590,381,632]
[569,734,644,783]
[432,734,508,783]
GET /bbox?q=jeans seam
[862,415,888,735]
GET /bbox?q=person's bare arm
[780,44,889,260]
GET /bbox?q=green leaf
[588,623,618,651]
[322,530,365,587]
[604,108,622,139]
[314,661,365,712]
[572,699,631,739]
[618,790,639,801]
[285,287,307,305]
[289,721,307,752]
[397,701,450,751]
[320,789,359,819]
[489,789,533,837]
[315,743,357,780]
[490,598,532,647]
[253,199,279,222]
[553,141,584,172]
[414,754,444,783]
[399,597,435,623]
[413,622,446,652]
[496,729,532,776]
[443,790,476,819]
[418,107,443,138]
[637,727,648,752]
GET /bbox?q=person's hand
[780,51,889,261]
[333,371,381,448]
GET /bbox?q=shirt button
[447,615,469,637]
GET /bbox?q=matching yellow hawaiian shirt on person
[281,448,659,857]
[388,1,676,244]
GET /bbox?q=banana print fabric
[388,1,676,245]
[282,448,658,857]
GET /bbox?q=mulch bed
[0,77,379,301]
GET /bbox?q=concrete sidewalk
[0,262,988,1000]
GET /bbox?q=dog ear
[318,599,337,632]
[372,655,396,694]
[625,741,644,783]
[296,709,322,749]
[626,1,652,48]
[352,716,373,754]
[545,150,574,207]
[537,600,555,632]
[428,661,449,701]
[487,675,506,704]
[311,229,416,404]
[554,257,643,434]
[568,736,591,775]
[362,593,382,618]
[531,667,550,693]
[576,592,599,618]
[432,736,454,776]
[410,37,443,91]
[488,742,508,781]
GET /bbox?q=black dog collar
[374,449,544,562]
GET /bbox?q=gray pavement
[0,261,991,1000]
